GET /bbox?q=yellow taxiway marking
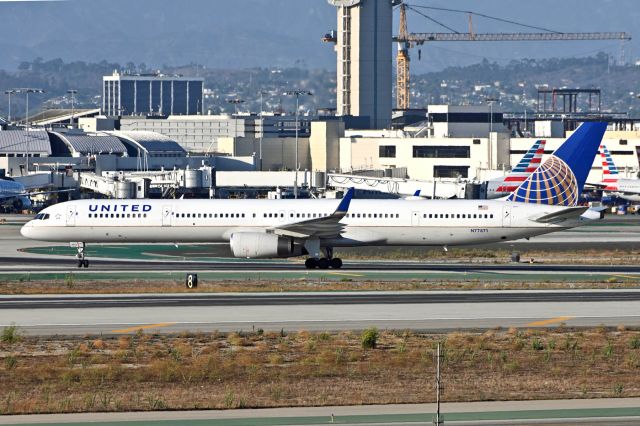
[112,322,176,334]
[527,316,574,327]
[329,272,364,278]
[611,274,640,280]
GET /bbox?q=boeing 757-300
[21,122,608,269]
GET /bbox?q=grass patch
[1,324,20,344]
[1,328,640,414]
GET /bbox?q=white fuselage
[21,198,593,250]
[603,178,640,202]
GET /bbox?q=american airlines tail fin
[599,144,619,183]
[495,139,546,193]
[505,122,608,206]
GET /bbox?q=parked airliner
[21,122,608,269]
[0,178,31,211]
[591,144,640,202]
[485,139,546,199]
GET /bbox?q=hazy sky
[0,0,636,72]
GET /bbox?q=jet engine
[230,232,305,259]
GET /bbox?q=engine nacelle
[230,232,305,259]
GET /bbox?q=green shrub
[65,273,74,289]
[1,324,20,344]
[4,355,17,370]
[531,338,544,351]
[630,336,640,349]
[361,327,378,349]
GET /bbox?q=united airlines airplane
[21,122,607,269]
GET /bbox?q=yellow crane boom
[394,2,631,110]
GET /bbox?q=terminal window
[413,146,470,158]
[434,165,469,178]
[379,145,396,158]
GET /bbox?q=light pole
[11,88,45,173]
[226,99,245,156]
[258,90,269,171]
[485,97,498,171]
[283,90,312,198]
[67,89,78,127]
[226,98,244,115]
[4,90,16,123]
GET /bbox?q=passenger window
[242,213,246,218]
[110,214,114,218]
[473,214,477,219]
[143,214,147,218]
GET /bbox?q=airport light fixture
[226,98,245,115]
[258,90,270,171]
[10,88,46,172]
[283,90,313,199]
[227,99,245,139]
[67,89,78,127]
[4,89,17,123]
[485,97,499,134]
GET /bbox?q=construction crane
[395,2,632,110]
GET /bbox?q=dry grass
[1,276,640,295]
[1,328,640,414]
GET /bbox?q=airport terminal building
[102,71,204,117]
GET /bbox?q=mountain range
[0,0,638,73]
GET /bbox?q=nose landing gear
[72,242,89,268]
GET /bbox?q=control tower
[328,0,394,129]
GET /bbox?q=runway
[2,290,640,335]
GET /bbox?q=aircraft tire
[318,258,330,269]
[304,258,318,269]
[330,258,343,269]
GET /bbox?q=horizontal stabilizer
[529,206,589,224]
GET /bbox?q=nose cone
[20,222,34,239]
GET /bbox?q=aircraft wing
[585,182,607,190]
[0,194,21,202]
[28,189,76,197]
[271,188,353,239]
[529,206,589,224]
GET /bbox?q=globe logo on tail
[505,156,579,206]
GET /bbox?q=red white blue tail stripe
[496,139,546,193]
[600,144,619,183]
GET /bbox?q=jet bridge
[326,172,468,199]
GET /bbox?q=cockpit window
[33,213,50,220]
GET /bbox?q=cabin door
[502,206,512,227]
[411,211,420,226]
[65,206,76,226]
[162,206,172,227]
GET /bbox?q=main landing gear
[304,247,342,269]
[73,242,89,268]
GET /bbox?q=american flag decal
[478,205,489,210]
